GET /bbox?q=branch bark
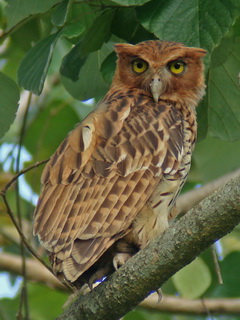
[56,174,240,320]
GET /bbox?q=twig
[211,245,223,285]
[1,193,54,274]
[15,91,32,320]
[0,159,49,194]
[0,159,74,292]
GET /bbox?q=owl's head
[113,40,207,107]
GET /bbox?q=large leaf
[60,9,116,81]
[5,0,59,30]
[61,43,112,100]
[193,135,240,182]
[208,35,240,140]
[172,257,211,299]
[18,32,60,95]
[137,0,200,47]
[137,0,240,51]
[0,73,20,140]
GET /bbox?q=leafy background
[0,0,240,319]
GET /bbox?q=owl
[33,40,206,289]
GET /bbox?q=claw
[113,253,132,270]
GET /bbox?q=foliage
[0,0,239,319]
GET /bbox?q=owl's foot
[113,253,133,270]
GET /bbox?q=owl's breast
[128,101,197,248]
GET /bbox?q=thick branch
[56,175,240,320]
[3,254,240,316]
[2,253,240,316]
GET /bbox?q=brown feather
[34,39,206,287]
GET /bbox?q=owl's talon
[113,253,132,270]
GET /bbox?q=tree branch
[141,294,240,315]
[176,168,240,214]
[56,174,240,320]
[0,252,66,290]
[2,254,240,316]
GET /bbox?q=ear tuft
[189,47,207,58]
[114,43,135,55]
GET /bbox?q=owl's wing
[33,95,184,281]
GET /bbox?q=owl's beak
[150,75,164,103]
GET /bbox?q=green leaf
[199,0,240,52]
[208,38,240,140]
[62,43,112,100]
[27,282,68,320]
[137,0,240,50]
[111,7,137,41]
[60,40,88,82]
[137,0,200,47]
[111,0,151,6]
[193,136,240,182]
[0,73,20,140]
[100,51,117,86]
[51,0,72,27]
[18,32,60,95]
[110,7,156,43]
[24,98,80,161]
[61,22,86,39]
[172,257,211,299]
[60,9,116,81]
[213,252,240,297]
[11,18,41,51]
[5,0,59,31]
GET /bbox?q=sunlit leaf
[172,257,211,299]
[0,73,19,139]
[18,32,60,95]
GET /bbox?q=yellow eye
[168,60,186,75]
[132,59,148,74]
